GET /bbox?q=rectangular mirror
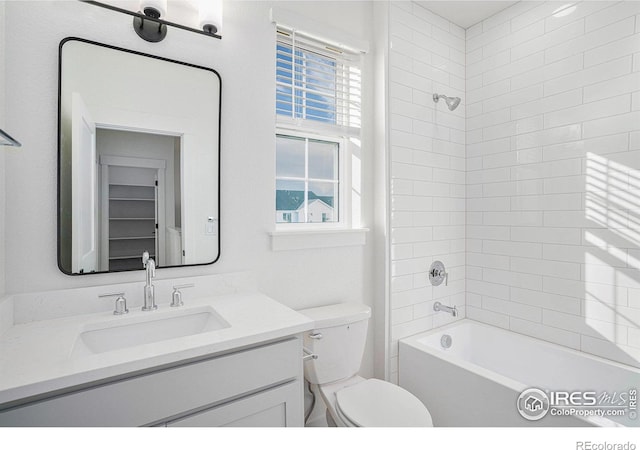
[58,38,221,275]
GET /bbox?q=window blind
[276,26,362,136]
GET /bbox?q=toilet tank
[298,302,371,385]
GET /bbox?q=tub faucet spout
[434,301,458,317]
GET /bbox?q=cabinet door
[167,381,301,427]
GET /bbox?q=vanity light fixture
[82,1,222,42]
[0,129,21,147]
[134,0,169,43]
[199,0,223,35]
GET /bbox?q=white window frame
[275,129,351,231]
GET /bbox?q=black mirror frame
[57,37,222,276]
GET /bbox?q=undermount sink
[71,306,230,357]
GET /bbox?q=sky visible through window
[276,43,337,124]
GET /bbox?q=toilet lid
[335,379,433,427]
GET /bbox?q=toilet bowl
[319,376,433,427]
[299,302,433,427]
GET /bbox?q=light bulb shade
[140,0,167,18]
[199,0,223,34]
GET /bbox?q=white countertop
[0,292,314,406]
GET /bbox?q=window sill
[269,228,368,251]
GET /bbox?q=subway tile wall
[465,1,640,368]
[389,2,466,382]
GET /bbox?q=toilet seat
[333,378,433,427]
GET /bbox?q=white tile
[511,158,582,181]
[583,111,640,139]
[390,113,413,132]
[510,287,581,315]
[511,193,583,211]
[466,279,510,300]
[484,52,544,85]
[482,295,542,322]
[544,2,610,32]
[483,1,537,31]
[467,137,510,158]
[511,226,582,245]
[391,305,414,325]
[631,131,640,150]
[543,210,595,228]
[466,20,511,53]
[516,148,543,164]
[391,287,432,308]
[466,47,483,65]
[544,55,632,97]
[543,94,631,129]
[466,167,510,184]
[466,22,483,40]
[516,124,582,150]
[584,300,640,328]
[543,175,585,194]
[466,306,510,329]
[483,211,543,227]
[584,71,640,103]
[584,33,640,68]
[510,317,581,350]
[511,19,585,62]
[467,108,510,131]
[511,54,583,92]
[585,1,640,32]
[516,115,543,135]
[545,17,635,64]
[482,151,517,169]
[478,181,512,198]
[467,251,510,270]
[511,256,581,280]
[510,2,564,32]
[467,79,510,105]
[484,20,545,57]
[413,2,450,33]
[543,133,629,161]
[483,239,542,259]
[484,84,543,113]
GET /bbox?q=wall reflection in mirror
[58,38,221,275]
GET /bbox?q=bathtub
[399,320,640,427]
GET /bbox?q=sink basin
[71,306,230,357]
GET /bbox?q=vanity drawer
[0,338,302,426]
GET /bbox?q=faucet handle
[142,251,149,266]
[171,284,194,307]
[99,292,129,315]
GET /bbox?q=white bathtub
[399,320,640,427]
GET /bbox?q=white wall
[0,0,5,297]
[2,0,376,376]
[465,1,640,368]
[388,1,466,383]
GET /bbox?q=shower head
[433,93,461,111]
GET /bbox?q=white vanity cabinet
[0,337,304,427]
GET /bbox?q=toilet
[299,302,433,427]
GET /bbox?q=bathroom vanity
[0,288,313,427]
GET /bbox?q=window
[276,135,339,224]
[275,26,361,227]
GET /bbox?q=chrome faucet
[434,301,458,317]
[142,251,157,311]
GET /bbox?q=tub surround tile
[466,0,640,369]
[389,2,466,381]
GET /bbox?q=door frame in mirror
[57,37,222,275]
